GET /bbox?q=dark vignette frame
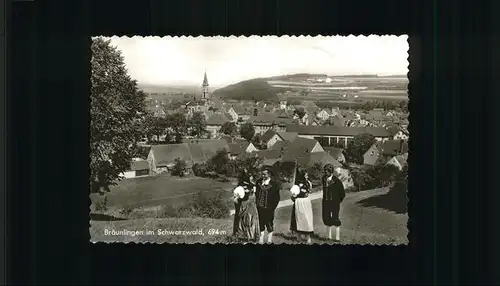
[6,0,493,284]
[0,0,7,285]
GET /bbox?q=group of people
[232,164,346,244]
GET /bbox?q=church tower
[201,70,209,100]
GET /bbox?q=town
[89,36,409,245]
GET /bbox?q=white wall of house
[266,134,283,149]
[386,157,403,170]
[206,125,220,138]
[311,142,324,153]
[121,171,136,179]
[255,125,273,135]
[246,143,258,153]
[317,110,330,121]
[227,108,238,121]
[393,131,409,140]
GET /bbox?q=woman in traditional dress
[233,169,249,236]
[232,171,260,242]
[290,169,314,244]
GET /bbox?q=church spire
[201,70,209,100]
[202,70,209,87]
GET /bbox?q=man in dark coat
[322,164,346,241]
[255,166,281,244]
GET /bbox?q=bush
[171,158,187,177]
[189,192,230,219]
[308,162,324,181]
[94,196,108,212]
[156,192,230,219]
[349,163,401,191]
[370,164,401,187]
[119,206,135,217]
[192,163,209,177]
[273,161,296,182]
[156,204,182,218]
[208,149,231,175]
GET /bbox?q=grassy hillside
[213,73,408,102]
[212,78,279,102]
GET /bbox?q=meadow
[90,187,409,245]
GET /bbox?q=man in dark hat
[322,164,346,241]
[255,165,281,244]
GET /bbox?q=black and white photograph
[89,35,409,245]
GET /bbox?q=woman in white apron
[290,169,314,244]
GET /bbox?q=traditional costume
[255,169,280,244]
[290,179,314,235]
[322,171,346,240]
[232,173,254,236]
[232,182,259,241]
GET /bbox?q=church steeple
[201,70,209,100]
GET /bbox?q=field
[89,175,305,220]
[89,175,237,215]
[90,187,409,245]
[270,76,408,102]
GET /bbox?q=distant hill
[210,73,409,102]
[268,73,328,80]
[212,78,279,102]
[138,84,201,94]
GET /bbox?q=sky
[105,35,409,88]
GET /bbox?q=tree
[143,113,167,143]
[239,123,255,142]
[345,133,377,164]
[349,166,374,192]
[187,112,207,138]
[273,161,296,182]
[293,108,306,119]
[90,37,147,193]
[232,154,263,178]
[208,149,231,175]
[369,164,401,187]
[308,162,324,181]
[165,112,187,143]
[251,133,266,149]
[171,158,187,177]
[220,121,237,136]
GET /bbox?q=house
[363,139,408,166]
[310,118,321,126]
[329,117,346,127]
[363,142,382,166]
[249,112,294,135]
[147,140,229,174]
[286,124,392,148]
[186,100,209,117]
[279,100,287,109]
[260,129,282,149]
[252,149,283,166]
[276,131,298,142]
[392,128,409,140]
[296,151,342,169]
[228,141,258,159]
[316,109,332,121]
[273,137,325,163]
[206,113,231,138]
[323,147,346,163]
[380,139,409,157]
[121,159,150,178]
[386,153,408,170]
